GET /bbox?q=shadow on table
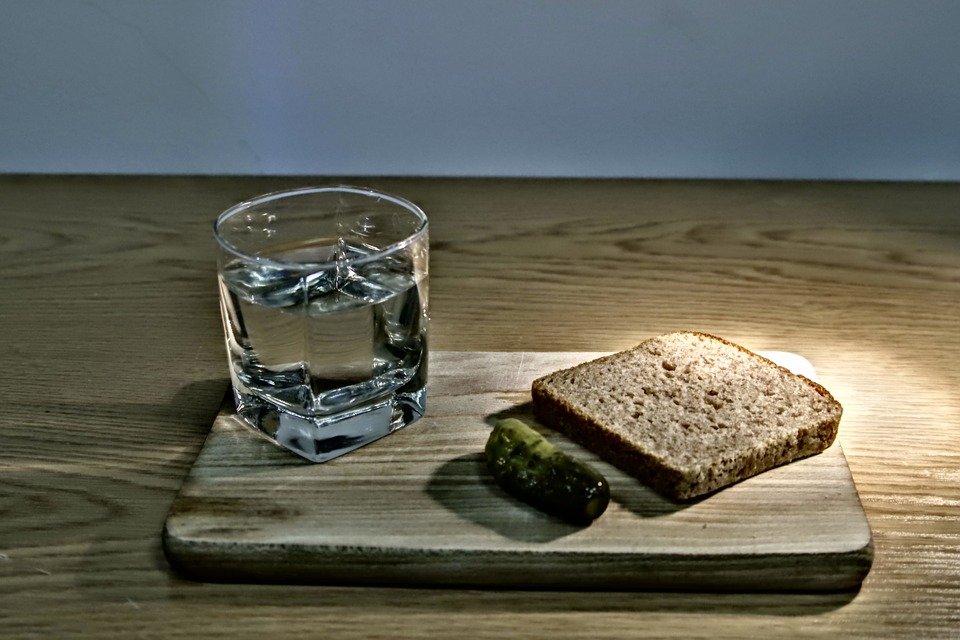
[5,377,227,543]
[33,378,231,603]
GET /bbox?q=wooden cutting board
[163,351,873,591]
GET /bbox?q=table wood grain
[1,176,958,637]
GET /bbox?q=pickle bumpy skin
[484,418,610,525]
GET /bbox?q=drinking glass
[214,186,429,462]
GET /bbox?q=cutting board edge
[162,524,874,592]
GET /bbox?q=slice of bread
[531,331,842,500]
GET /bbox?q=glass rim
[213,185,428,270]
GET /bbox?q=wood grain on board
[1,176,958,637]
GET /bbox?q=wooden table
[1,176,958,638]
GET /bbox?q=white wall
[2,0,958,180]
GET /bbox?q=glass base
[232,385,426,463]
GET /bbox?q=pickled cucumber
[484,418,610,525]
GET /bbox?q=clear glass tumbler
[214,186,429,462]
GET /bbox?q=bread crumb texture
[531,332,842,500]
